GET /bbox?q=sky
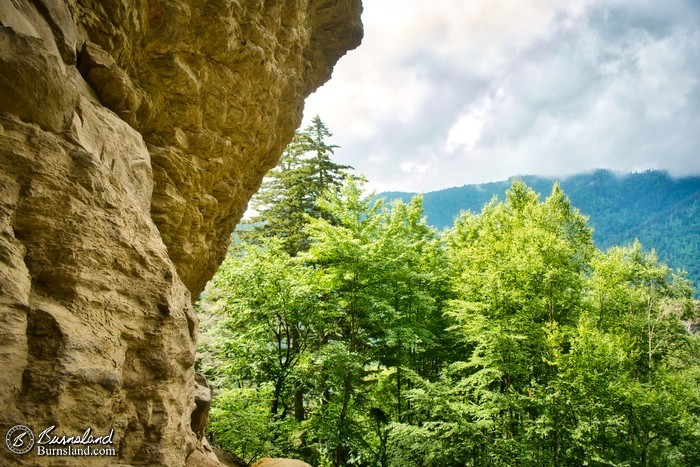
[302,0,700,193]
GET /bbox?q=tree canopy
[242,115,352,256]
[197,130,699,466]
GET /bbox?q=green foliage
[201,175,450,465]
[207,386,280,464]
[382,169,700,295]
[198,167,700,466]
[243,116,352,255]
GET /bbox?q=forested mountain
[381,169,700,290]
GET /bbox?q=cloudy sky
[302,0,700,193]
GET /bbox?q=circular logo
[5,425,35,455]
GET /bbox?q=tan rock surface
[251,459,313,467]
[0,0,362,465]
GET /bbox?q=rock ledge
[0,0,362,465]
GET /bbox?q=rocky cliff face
[0,1,362,465]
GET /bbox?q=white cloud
[445,89,504,154]
[400,160,430,175]
[303,0,700,192]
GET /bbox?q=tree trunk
[335,374,353,466]
[396,358,402,422]
[294,386,305,422]
[271,376,284,417]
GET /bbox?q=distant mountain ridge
[380,169,700,291]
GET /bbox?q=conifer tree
[242,116,351,255]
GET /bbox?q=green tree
[409,181,596,464]
[202,176,450,466]
[299,178,388,465]
[304,115,351,199]
[202,239,327,421]
[590,240,695,375]
[579,241,699,465]
[445,181,593,390]
[298,177,450,466]
[207,386,280,464]
[243,116,351,255]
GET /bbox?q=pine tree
[241,116,351,255]
[304,115,351,200]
